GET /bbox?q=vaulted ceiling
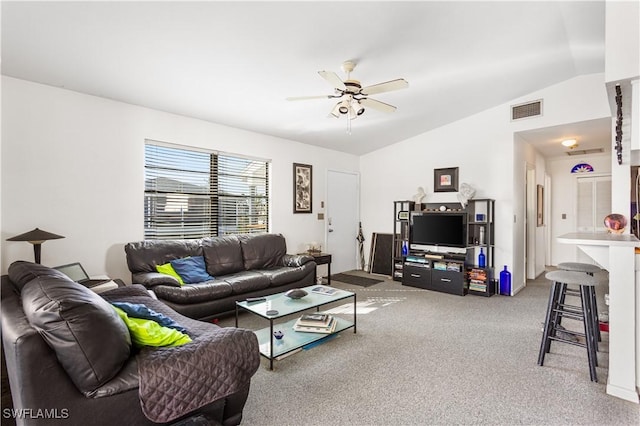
[1,1,609,156]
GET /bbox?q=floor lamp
[7,228,65,264]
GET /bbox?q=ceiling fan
[287,61,408,128]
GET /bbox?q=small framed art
[293,163,312,213]
[537,184,544,227]
[434,167,459,192]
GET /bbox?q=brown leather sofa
[1,261,260,426]
[125,233,317,320]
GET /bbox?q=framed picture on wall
[293,163,312,213]
[434,167,459,192]
[537,184,544,226]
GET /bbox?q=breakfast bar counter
[557,232,639,403]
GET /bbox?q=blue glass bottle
[401,240,409,256]
[478,248,486,268]
[499,265,511,296]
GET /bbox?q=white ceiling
[1,1,611,157]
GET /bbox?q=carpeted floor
[330,271,384,287]
[218,270,640,425]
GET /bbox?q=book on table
[293,315,337,334]
[298,313,330,325]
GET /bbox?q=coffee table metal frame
[235,285,356,370]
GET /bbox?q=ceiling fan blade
[318,70,347,91]
[360,97,397,113]
[286,95,333,101]
[361,78,408,96]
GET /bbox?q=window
[144,141,269,239]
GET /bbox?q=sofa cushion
[201,236,244,276]
[7,260,62,291]
[239,233,287,270]
[152,281,234,304]
[13,261,131,396]
[170,256,215,284]
[222,271,271,295]
[125,239,203,273]
[112,306,192,347]
[257,265,313,287]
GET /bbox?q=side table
[301,252,332,285]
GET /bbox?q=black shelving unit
[465,199,495,297]
[392,200,422,281]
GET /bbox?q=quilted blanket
[103,285,260,423]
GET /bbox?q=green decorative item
[112,306,191,347]
[155,262,184,285]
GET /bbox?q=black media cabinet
[394,199,496,297]
[402,255,467,296]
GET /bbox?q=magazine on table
[310,285,338,296]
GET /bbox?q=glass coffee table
[235,285,356,369]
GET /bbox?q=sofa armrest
[282,254,314,267]
[132,272,181,288]
[137,328,259,423]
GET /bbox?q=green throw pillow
[112,306,191,347]
[156,262,185,285]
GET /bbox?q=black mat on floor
[330,273,384,287]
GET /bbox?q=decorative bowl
[284,288,308,299]
[604,213,627,234]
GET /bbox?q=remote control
[246,297,266,303]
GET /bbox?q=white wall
[360,73,611,293]
[605,0,640,83]
[1,76,359,280]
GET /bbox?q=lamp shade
[7,228,65,264]
[7,228,65,243]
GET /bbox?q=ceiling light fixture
[287,60,408,135]
[561,139,578,148]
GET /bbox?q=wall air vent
[511,100,543,121]
[566,148,604,156]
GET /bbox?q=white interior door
[326,170,359,274]
[526,166,536,279]
[576,175,612,263]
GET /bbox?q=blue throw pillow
[111,302,187,333]
[170,256,215,284]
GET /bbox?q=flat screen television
[410,212,467,250]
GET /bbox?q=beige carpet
[218,271,640,425]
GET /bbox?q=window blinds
[144,142,269,240]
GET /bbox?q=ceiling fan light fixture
[329,103,341,118]
[354,101,365,116]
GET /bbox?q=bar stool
[538,270,599,382]
[557,262,602,345]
